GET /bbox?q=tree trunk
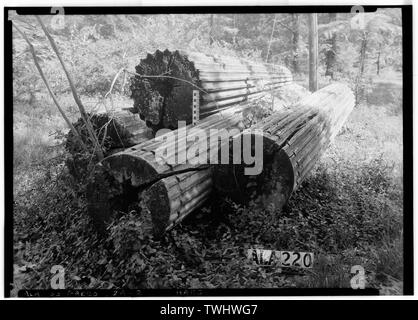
[209,15,214,45]
[266,14,277,63]
[325,13,338,79]
[376,43,381,75]
[292,14,300,74]
[355,33,368,104]
[360,36,368,75]
[308,14,318,92]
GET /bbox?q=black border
[4,5,413,298]
[401,5,413,296]
[4,6,14,299]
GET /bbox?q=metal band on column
[192,90,199,126]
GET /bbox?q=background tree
[308,13,318,92]
[324,13,338,79]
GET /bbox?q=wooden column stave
[142,168,213,235]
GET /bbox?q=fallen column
[101,104,251,188]
[213,83,355,210]
[130,49,292,130]
[89,103,253,231]
[141,168,213,235]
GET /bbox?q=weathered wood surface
[142,168,213,235]
[130,49,292,130]
[213,83,355,210]
[65,110,153,178]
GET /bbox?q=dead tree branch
[35,16,104,161]
[12,21,87,152]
